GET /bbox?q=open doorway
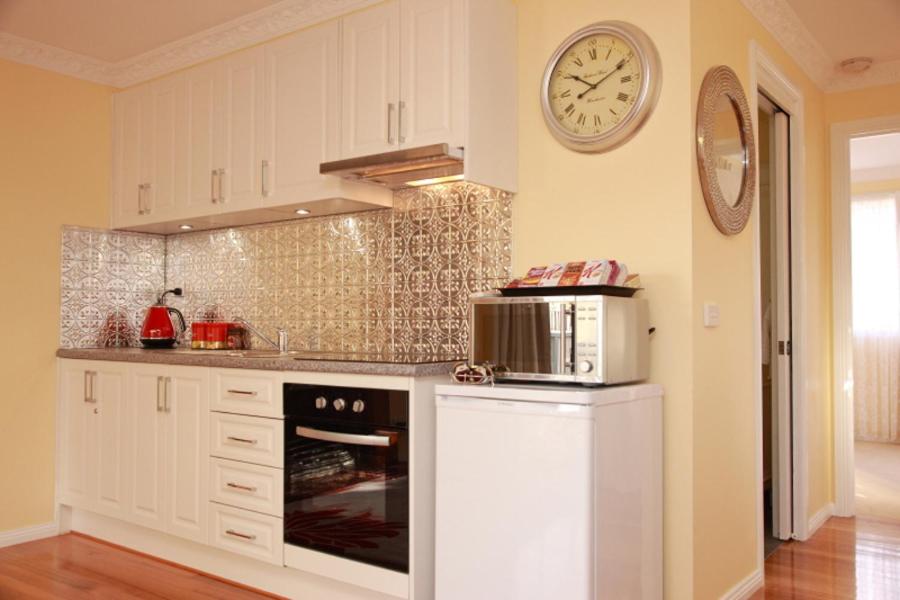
[849,133,900,521]
[758,93,793,557]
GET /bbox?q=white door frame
[830,114,900,517]
[748,42,810,565]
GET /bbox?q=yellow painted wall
[515,1,695,597]
[0,59,112,531]
[826,81,900,124]
[690,0,833,597]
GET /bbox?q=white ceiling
[741,0,900,91]
[0,0,281,62]
[850,133,900,182]
[785,0,900,64]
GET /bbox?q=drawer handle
[226,482,258,493]
[226,389,258,397]
[226,436,258,445]
[225,529,257,541]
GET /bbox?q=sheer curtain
[852,193,900,442]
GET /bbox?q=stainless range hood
[319,144,464,190]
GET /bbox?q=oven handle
[295,426,394,447]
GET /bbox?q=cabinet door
[128,368,167,531]
[341,1,400,158]
[263,21,340,206]
[112,86,152,227]
[59,362,94,509]
[164,368,209,543]
[147,76,188,220]
[185,62,225,214]
[93,364,129,519]
[399,0,465,148]
[222,47,266,210]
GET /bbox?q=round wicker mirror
[696,66,756,235]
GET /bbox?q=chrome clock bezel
[540,21,662,153]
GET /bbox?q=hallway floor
[751,516,900,599]
[856,441,900,521]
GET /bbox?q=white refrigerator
[434,383,663,600]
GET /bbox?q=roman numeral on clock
[577,113,586,126]
[594,115,602,126]
[573,57,583,67]
[617,92,629,102]
[620,75,632,83]
[560,89,572,98]
[589,47,598,60]
[564,103,575,115]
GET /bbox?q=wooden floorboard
[751,516,900,599]
[0,533,282,599]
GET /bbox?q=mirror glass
[712,95,745,207]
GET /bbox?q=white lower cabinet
[59,360,129,520]
[209,457,283,517]
[209,503,284,566]
[127,364,210,544]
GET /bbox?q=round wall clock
[541,21,662,153]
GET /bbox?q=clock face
[548,33,642,137]
[541,22,661,153]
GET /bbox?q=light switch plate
[703,303,720,327]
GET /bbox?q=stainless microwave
[469,295,649,385]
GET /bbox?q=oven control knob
[333,398,347,412]
[578,360,594,373]
[315,396,328,410]
[352,399,365,413]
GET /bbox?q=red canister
[207,321,228,350]
[190,321,207,349]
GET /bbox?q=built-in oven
[283,383,409,573]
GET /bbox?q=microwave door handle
[296,426,394,447]
[561,303,575,374]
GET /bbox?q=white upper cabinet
[399,0,465,148]
[340,1,401,157]
[149,75,189,218]
[222,47,266,212]
[112,86,151,225]
[263,21,340,205]
[185,61,225,214]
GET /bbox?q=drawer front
[209,457,283,517]
[209,503,283,566]
[210,412,283,468]
[212,370,282,418]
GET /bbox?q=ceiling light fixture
[178,224,193,230]
[405,174,465,187]
[839,57,873,74]
[295,208,311,215]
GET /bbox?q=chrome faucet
[233,317,289,354]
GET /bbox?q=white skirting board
[69,509,399,600]
[719,568,764,600]
[0,521,59,548]
[806,502,835,539]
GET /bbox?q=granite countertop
[56,347,459,378]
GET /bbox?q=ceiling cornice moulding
[0,0,378,88]
[739,0,900,93]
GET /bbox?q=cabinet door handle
[217,169,226,203]
[156,376,164,412]
[225,529,256,541]
[226,482,258,493]
[84,371,97,403]
[211,170,217,204]
[164,377,171,412]
[226,436,258,445]
[398,100,406,144]
[261,161,269,198]
[387,103,396,144]
[137,184,145,215]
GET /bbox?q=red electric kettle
[140,288,186,348]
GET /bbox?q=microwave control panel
[574,301,603,380]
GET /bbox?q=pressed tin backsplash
[60,182,512,361]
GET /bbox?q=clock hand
[577,55,632,99]
[564,74,598,89]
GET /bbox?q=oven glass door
[284,419,409,573]
[471,300,574,376]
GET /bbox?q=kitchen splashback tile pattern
[59,228,166,348]
[60,183,511,361]
[167,183,512,360]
